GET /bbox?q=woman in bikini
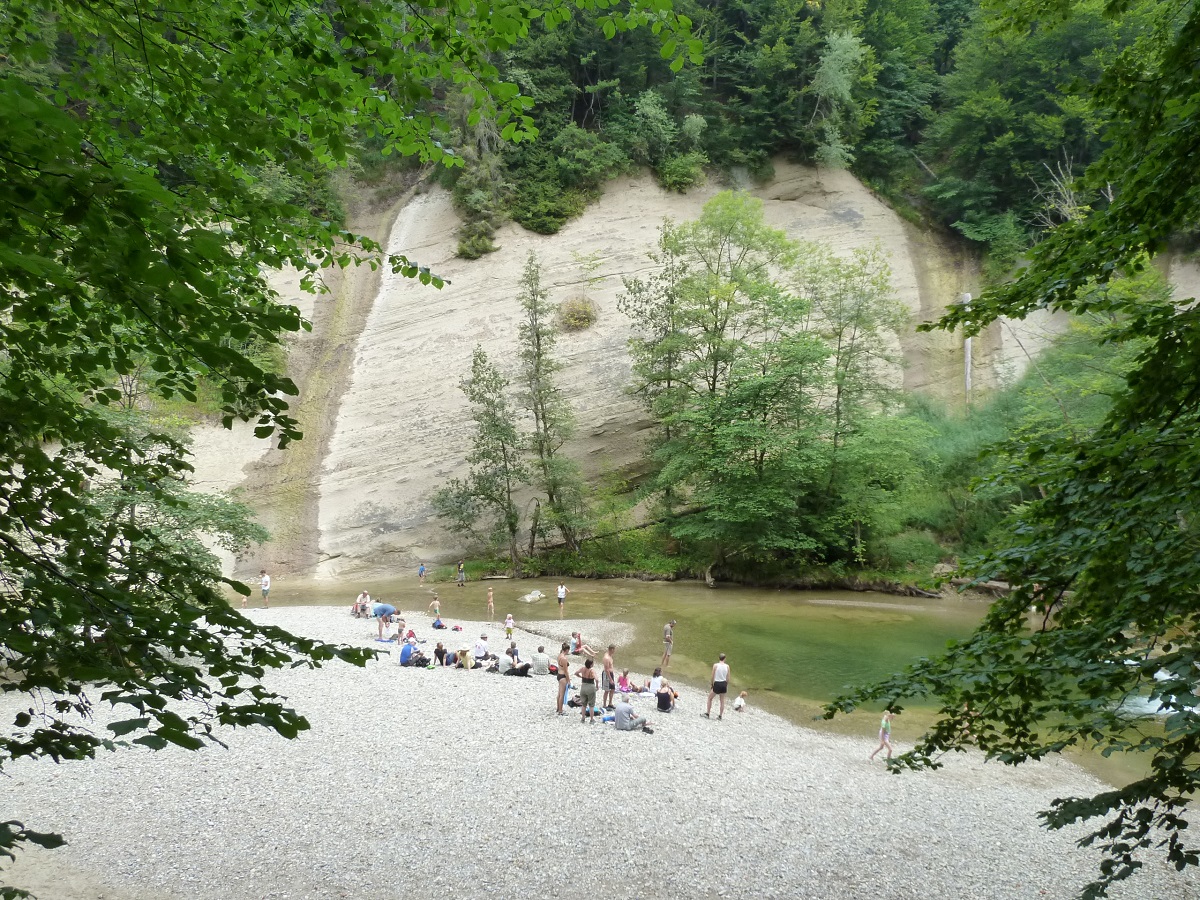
[556,642,571,716]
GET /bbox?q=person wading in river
[662,619,676,668]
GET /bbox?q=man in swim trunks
[601,645,616,709]
[372,602,396,640]
[662,619,676,668]
[555,642,571,715]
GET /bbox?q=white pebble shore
[2,607,1197,900]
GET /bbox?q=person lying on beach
[432,616,446,629]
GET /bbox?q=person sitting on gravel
[399,638,418,666]
[496,652,512,675]
[503,647,532,677]
[531,645,550,676]
[473,633,496,665]
[614,696,652,733]
[371,603,396,640]
[352,591,371,618]
[456,648,474,669]
[432,616,446,630]
[433,642,449,666]
[570,632,599,657]
[645,667,664,695]
[656,679,676,713]
[617,670,633,694]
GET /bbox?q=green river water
[257,575,1143,786]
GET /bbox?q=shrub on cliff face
[558,296,598,331]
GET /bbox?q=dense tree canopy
[830,0,1200,894]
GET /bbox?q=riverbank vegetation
[432,193,1157,590]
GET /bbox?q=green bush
[870,530,947,571]
[656,151,708,193]
[558,295,597,331]
[457,220,499,259]
[510,182,590,234]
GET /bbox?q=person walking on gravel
[870,710,896,761]
[555,642,571,715]
[703,652,730,720]
[662,619,676,668]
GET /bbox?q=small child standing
[733,690,748,712]
[504,613,515,639]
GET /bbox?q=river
[254,574,1147,786]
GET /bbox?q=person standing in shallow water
[556,582,569,619]
[870,710,896,761]
[703,652,730,720]
[456,560,466,587]
[662,619,676,668]
[418,561,426,584]
[487,587,494,620]
[259,569,270,608]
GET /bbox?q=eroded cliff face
[310,163,989,579]
[193,163,1136,581]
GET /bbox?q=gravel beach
[3,607,1197,900]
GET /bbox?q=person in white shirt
[258,570,271,608]
[703,652,731,720]
[473,634,494,664]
